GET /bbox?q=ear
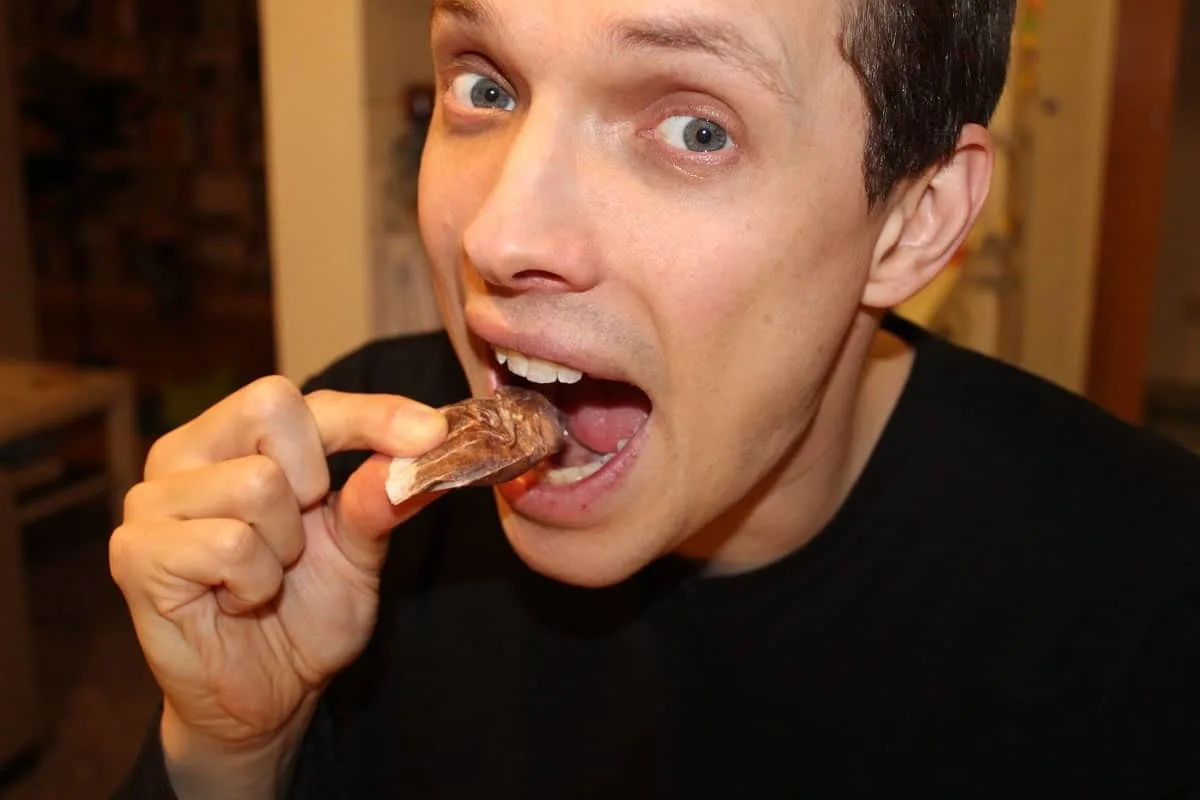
[861,124,995,310]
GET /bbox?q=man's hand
[109,376,448,797]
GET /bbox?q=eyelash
[645,107,737,155]
[440,58,514,101]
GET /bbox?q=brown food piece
[385,386,566,505]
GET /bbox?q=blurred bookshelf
[7,0,276,433]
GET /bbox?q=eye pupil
[682,118,728,152]
[466,77,511,110]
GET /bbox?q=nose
[462,106,601,294]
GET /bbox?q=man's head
[418,0,1014,587]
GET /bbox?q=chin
[496,510,666,589]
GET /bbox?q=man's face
[419,0,886,586]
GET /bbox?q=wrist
[160,697,318,800]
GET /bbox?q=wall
[259,0,439,385]
[0,0,38,359]
[1011,0,1120,395]
[1149,0,1200,387]
[259,0,373,384]
[363,0,443,344]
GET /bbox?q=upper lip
[465,313,637,388]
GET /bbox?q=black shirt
[116,316,1200,798]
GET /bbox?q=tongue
[554,378,650,455]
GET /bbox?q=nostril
[512,269,568,285]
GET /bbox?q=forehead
[431,0,845,88]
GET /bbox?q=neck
[678,311,915,577]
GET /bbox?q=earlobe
[861,124,995,310]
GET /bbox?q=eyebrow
[431,0,794,102]
[431,0,495,28]
[607,16,792,101]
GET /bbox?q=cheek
[631,128,872,325]
[632,203,870,389]
[418,145,463,270]
[417,128,501,273]
[624,182,877,495]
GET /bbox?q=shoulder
[881,315,1200,631]
[885,320,1200,780]
[890,314,1200,531]
[299,329,469,408]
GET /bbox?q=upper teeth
[494,347,583,385]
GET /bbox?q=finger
[124,455,305,568]
[145,378,447,509]
[145,377,325,503]
[325,454,445,572]
[111,518,284,619]
[304,389,447,459]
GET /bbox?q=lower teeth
[543,452,615,485]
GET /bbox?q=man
[111,0,1200,797]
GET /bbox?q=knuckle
[142,432,177,479]
[248,562,284,604]
[121,481,153,521]
[212,521,260,566]
[243,375,303,420]
[240,455,292,507]
[277,524,307,567]
[107,524,138,586]
[303,387,334,406]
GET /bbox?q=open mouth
[490,345,652,487]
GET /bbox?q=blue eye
[656,116,733,153]
[450,73,516,111]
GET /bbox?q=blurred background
[0,0,1196,796]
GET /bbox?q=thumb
[326,454,445,572]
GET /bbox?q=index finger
[145,377,447,507]
[304,388,447,456]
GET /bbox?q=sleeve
[110,702,342,800]
[281,700,343,800]
[108,706,177,799]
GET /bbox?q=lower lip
[495,409,651,526]
[484,357,650,524]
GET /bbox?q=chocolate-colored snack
[385,386,566,505]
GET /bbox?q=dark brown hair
[840,0,1018,205]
